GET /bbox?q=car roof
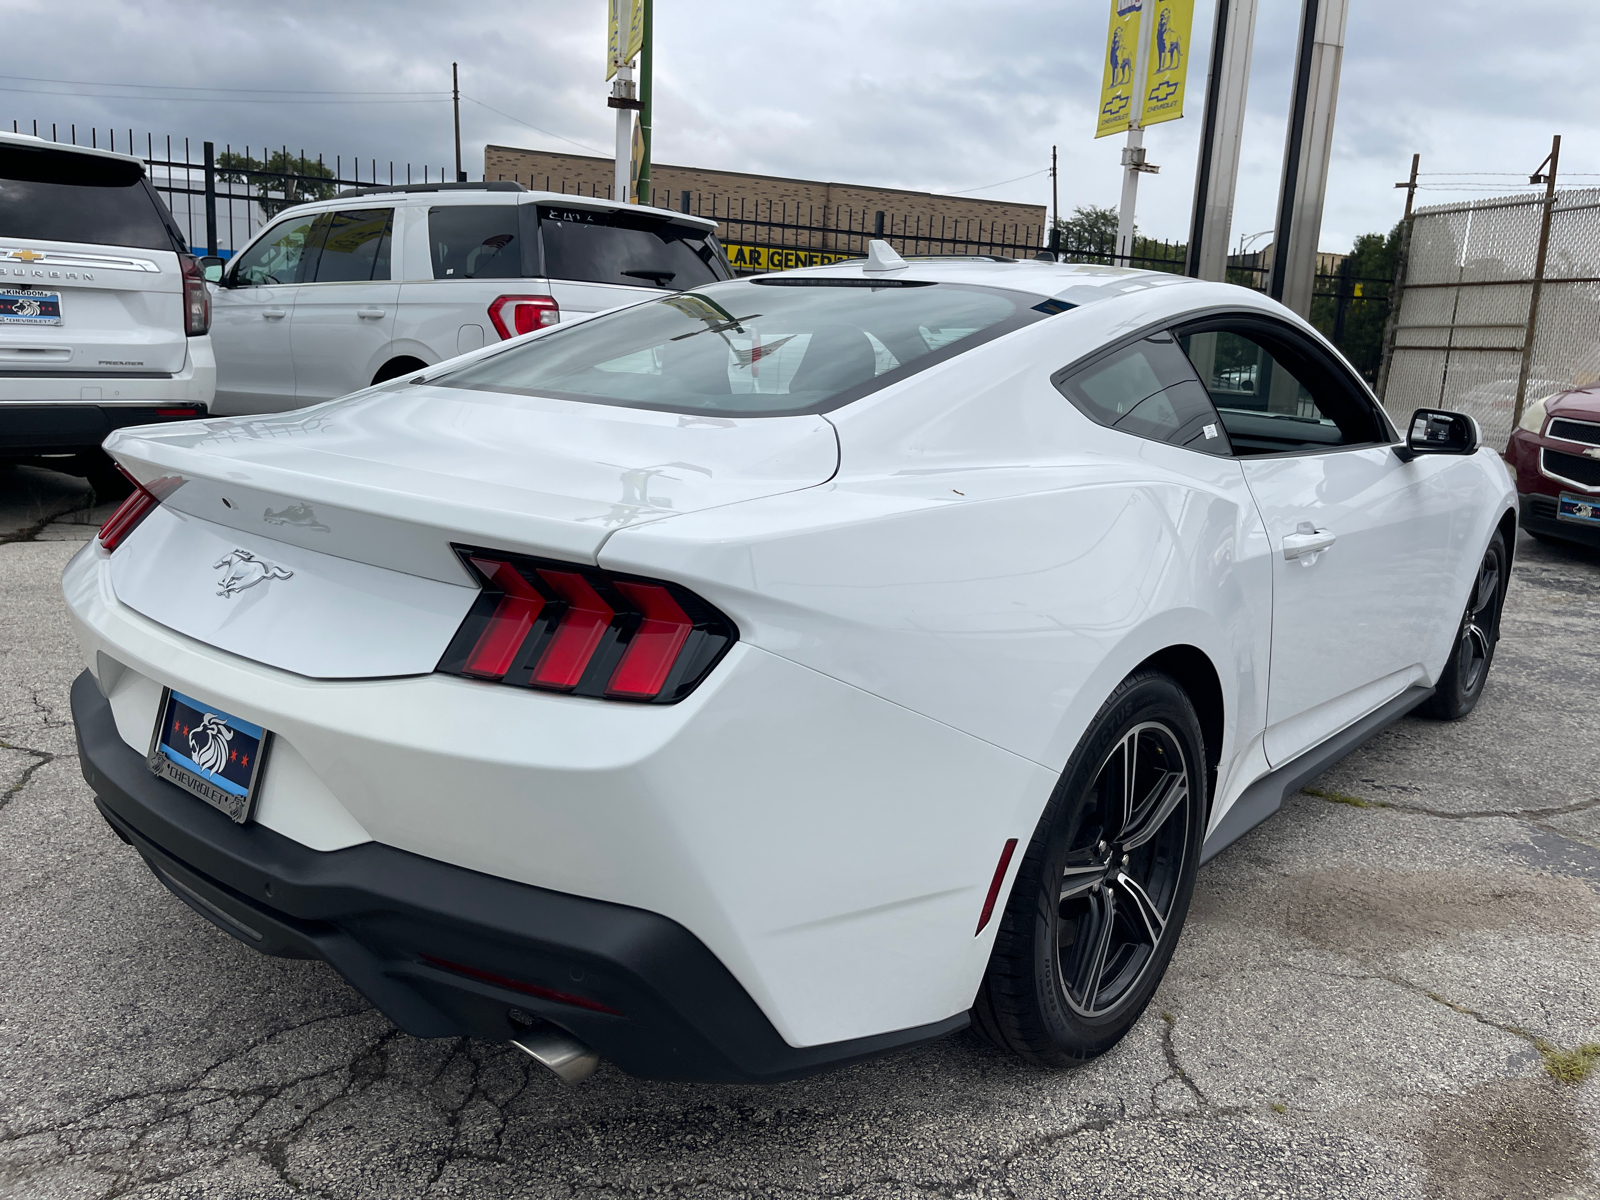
[268,185,718,232]
[0,129,147,171]
[768,254,1210,302]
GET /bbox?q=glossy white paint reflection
[66,257,1515,1050]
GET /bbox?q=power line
[0,73,447,96]
[944,168,1049,195]
[0,86,447,105]
[460,96,607,157]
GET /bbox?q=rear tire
[372,357,427,385]
[972,671,1206,1066]
[1417,529,1507,721]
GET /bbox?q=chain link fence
[1381,186,1600,449]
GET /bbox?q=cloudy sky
[7,0,1594,253]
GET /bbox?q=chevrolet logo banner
[1096,0,1193,137]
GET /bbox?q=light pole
[452,62,465,183]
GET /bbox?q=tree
[1052,203,1186,273]
[216,150,338,219]
[1310,223,1400,383]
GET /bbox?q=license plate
[147,688,271,823]
[1557,492,1600,525]
[0,289,63,325]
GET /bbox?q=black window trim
[1171,309,1399,458]
[1049,326,1234,458]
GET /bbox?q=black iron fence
[13,120,1391,377]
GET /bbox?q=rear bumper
[71,671,965,1082]
[0,402,209,456]
[1520,492,1600,548]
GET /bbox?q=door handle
[262,308,287,320]
[356,308,386,319]
[1282,523,1337,561]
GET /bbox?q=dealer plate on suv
[147,688,271,823]
[0,289,63,325]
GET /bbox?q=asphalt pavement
[2,461,1597,1199]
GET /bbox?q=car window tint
[1180,328,1369,454]
[306,209,392,283]
[538,206,729,290]
[1055,336,1232,456]
[429,205,524,279]
[0,144,183,252]
[231,214,320,286]
[435,278,1045,417]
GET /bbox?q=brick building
[483,145,1048,266]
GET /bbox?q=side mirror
[198,256,225,284]
[1396,408,1479,462]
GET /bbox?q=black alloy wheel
[1419,528,1508,721]
[973,671,1206,1066]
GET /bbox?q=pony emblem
[214,549,293,597]
[188,712,233,775]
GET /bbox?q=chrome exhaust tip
[508,1024,600,1084]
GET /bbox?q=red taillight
[179,253,211,336]
[462,558,546,679]
[607,582,693,698]
[487,294,559,340]
[97,468,159,551]
[437,547,736,704]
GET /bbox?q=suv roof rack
[336,180,529,199]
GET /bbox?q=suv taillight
[487,295,559,340]
[437,547,736,704]
[179,253,211,336]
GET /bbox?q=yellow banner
[606,0,645,80]
[723,244,857,273]
[1095,0,1142,139]
[1141,0,1194,128]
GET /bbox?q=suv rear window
[0,144,184,252]
[434,277,1044,417]
[537,206,729,290]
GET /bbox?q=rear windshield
[434,277,1044,416]
[537,205,729,290]
[0,144,184,252]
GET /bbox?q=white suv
[203,182,731,414]
[0,132,215,474]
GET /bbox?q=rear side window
[304,208,392,282]
[428,205,527,279]
[434,277,1044,417]
[538,205,729,290]
[0,144,184,252]
[1055,334,1232,456]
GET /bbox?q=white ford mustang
[65,244,1514,1084]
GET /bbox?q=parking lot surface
[2,462,1598,1200]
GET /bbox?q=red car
[1507,385,1600,548]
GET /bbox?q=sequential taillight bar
[436,547,737,704]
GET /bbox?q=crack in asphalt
[1301,787,1600,852]
[0,738,55,813]
[0,491,97,546]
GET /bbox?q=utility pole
[452,62,465,182]
[1395,151,1420,219]
[1185,0,1258,280]
[635,0,653,207]
[1513,135,1561,429]
[1267,0,1350,316]
[1115,6,1159,267]
[1050,145,1059,254]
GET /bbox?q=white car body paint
[64,258,1515,1050]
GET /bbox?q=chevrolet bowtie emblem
[13,250,45,262]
